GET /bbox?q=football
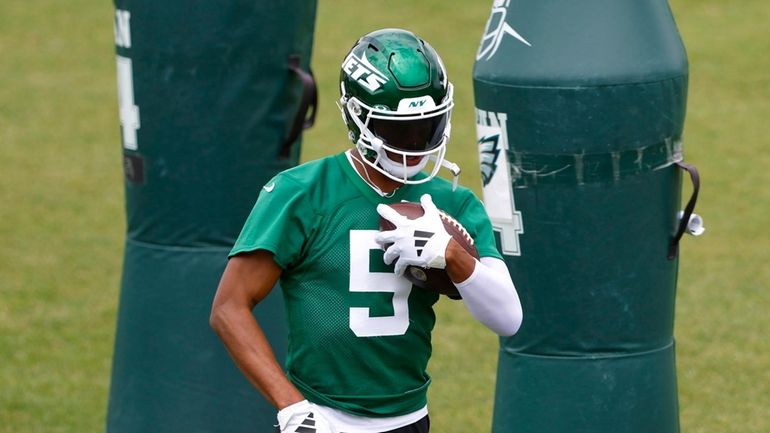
[379,201,479,299]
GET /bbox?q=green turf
[0,0,768,432]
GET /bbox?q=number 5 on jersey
[349,230,412,337]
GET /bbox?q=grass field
[1,0,769,432]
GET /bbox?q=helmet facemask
[340,82,455,185]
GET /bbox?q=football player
[210,28,523,433]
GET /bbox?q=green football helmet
[338,28,460,186]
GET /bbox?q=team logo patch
[342,52,389,92]
[479,134,501,187]
[477,0,531,61]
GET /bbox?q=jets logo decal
[477,0,531,61]
[479,134,501,187]
[342,52,389,92]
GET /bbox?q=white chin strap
[437,156,462,190]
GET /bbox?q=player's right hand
[375,194,452,276]
[276,400,337,433]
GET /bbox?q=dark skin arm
[445,238,477,284]
[209,250,304,410]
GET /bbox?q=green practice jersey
[230,152,501,417]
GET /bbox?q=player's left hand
[375,194,452,276]
[276,400,337,433]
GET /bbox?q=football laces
[439,211,474,246]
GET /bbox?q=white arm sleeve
[454,257,523,336]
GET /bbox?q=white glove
[375,194,452,277]
[276,400,337,433]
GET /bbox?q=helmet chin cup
[378,153,430,181]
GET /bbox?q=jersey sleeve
[229,174,319,269]
[457,193,503,260]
